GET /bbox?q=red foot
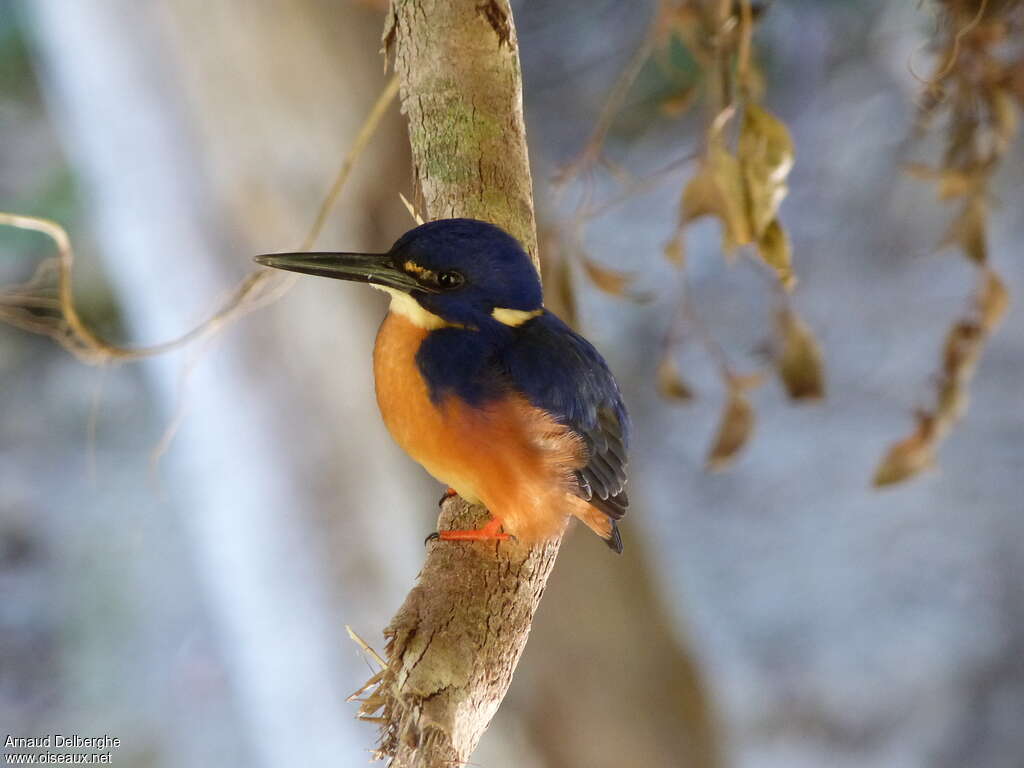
[432,516,513,542]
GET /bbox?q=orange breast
[372,313,587,543]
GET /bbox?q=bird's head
[256,218,542,330]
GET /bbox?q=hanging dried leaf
[937,170,977,200]
[705,385,755,471]
[739,104,794,238]
[935,377,969,424]
[874,0,1018,489]
[904,163,976,199]
[942,199,987,264]
[681,164,717,221]
[757,218,796,290]
[682,144,752,251]
[873,419,937,487]
[989,87,1019,154]
[657,356,695,401]
[942,320,983,379]
[977,269,1009,331]
[581,257,631,296]
[776,307,825,400]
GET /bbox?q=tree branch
[386,0,538,262]
[355,1,554,765]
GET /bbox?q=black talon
[424,531,441,546]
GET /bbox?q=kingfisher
[256,218,629,552]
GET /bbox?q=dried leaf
[664,236,685,268]
[935,376,968,423]
[873,423,936,487]
[705,386,755,471]
[739,104,794,238]
[942,199,987,264]
[942,320,983,379]
[682,144,752,251]
[938,170,978,200]
[977,269,1009,331]
[681,165,717,221]
[657,356,695,401]
[904,163,975,198]
[757,218,796,290]
[581,257,631,296]
[989,87,1019,154]
[776,308,825,400]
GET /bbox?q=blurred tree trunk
[522,535,724,768]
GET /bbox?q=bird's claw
[424,518,516,546]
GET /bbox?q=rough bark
[360,2,552,765]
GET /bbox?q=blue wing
[498,311,630,529]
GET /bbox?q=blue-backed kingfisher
[256,219,629,552]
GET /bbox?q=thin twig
[399,192,425,225]
[301,75,400,251]
[0,73,401,364]
[346,625,388,669]
[579,149,699,221]
[554,7,659,190]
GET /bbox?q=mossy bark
[386,0,538,262]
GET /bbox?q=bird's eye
[437,270,464,290]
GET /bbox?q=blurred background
[2,1,1023,766]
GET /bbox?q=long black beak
[254,251,429,293]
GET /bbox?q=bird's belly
[372,313,585,539]
[372,313,487,503]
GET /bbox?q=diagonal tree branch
[354,1,556,765]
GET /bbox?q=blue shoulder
[499,311,629,447]
[415,326,505,406]
[414,310,629,449]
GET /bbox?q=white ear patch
[375,286,451,330]
[491,307,543,327]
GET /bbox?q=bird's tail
[569,497,624,554]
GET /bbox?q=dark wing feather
[498,311,630,533]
